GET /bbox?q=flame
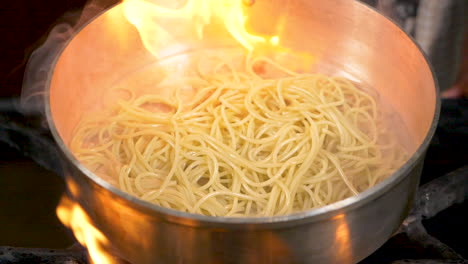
[122,0,278,57]
[57,196,115,264]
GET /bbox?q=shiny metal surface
[45,1,439,263]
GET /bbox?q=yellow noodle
[70,52,407,217]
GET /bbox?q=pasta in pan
[70,52,407,217]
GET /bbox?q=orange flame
[122,0,278,57]
[57,196,116,264]
[333,213,352,262]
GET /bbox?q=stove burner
[0,245,86,264]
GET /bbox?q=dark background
[0,0,91,97]
[0,0,90,248]
[0,0,130,248]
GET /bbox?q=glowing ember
[56,196,115,264]
[122,0,278,57]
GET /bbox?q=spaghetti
[70,52,407,217]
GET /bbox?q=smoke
[20,23,74,116]
[20,0,118,120]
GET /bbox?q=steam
[20,0,118,120]
[20,23,73,115]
